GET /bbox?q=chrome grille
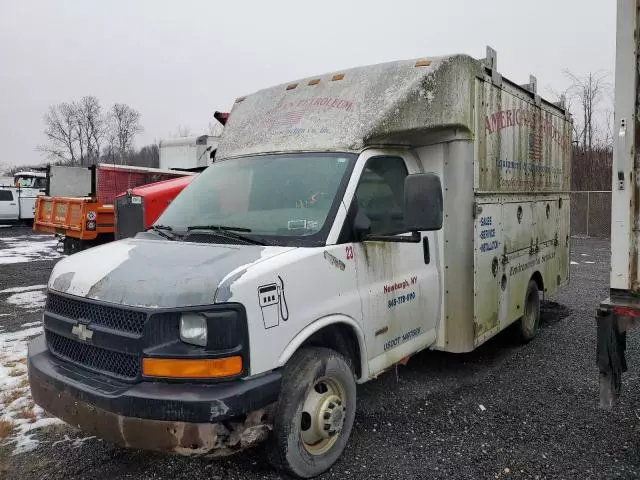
[46,331,140,380]
[46,293,147,335]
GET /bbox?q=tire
[515,279,541,343]
[267,347,356,478]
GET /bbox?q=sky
[0,0,615,169]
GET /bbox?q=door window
[0,190,14,201]
[354,156,408,235]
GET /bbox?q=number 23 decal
[346,245,354,260]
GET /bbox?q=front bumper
[28,335,281,455]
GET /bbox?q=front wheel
[267,347,356,478]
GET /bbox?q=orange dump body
[34,196,113,241]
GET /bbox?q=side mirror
[404,173,443,231]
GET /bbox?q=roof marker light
[235,96,246,103]
[286,83,298,90]
[308,79,321,86]
[331,74,345,81]
[415,59,431,67]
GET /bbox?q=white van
[29,47,571,478]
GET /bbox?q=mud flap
[596,307,627,408]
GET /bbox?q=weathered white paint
[44,48,571,384]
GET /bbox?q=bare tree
[110,103,143,163]
[207,120,224,137]
[176,125,191,137]
[75,96,106,164]
[563,70,612,151]
[37,102,78,164]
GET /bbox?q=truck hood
[48,236,293,308]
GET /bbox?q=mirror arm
[362,231,421,243]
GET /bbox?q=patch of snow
[0,324,58,455]
[10,417,65,455]
[584,261,595,264]
[0,235,60,265]
[580,254,589,257]
[6,290,47,309]
[0,284,47,294]
[0,225,11,228]
[479,404,486,412]
[21,321,41,328]
[52,434,96,448]
[571,261,579,265]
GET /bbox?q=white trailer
[29,48,571,478]
[597,0,640,407]
[158,134,220,171]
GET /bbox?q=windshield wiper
[186,225,265,245]
[146,224,178,241]
[187,225,252,233]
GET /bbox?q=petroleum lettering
[484,108,570,152]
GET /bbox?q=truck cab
[28,50,571,478]
[0,170,47,223]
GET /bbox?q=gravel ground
[1,226,640,479]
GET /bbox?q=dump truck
[597,0,640,407]
[33,164,193,254]
[28,48,571,478]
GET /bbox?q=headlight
[180,313,208,346]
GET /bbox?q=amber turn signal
[142,356,242,379]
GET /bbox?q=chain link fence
[570,191,611,238]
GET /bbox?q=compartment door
[473,202,503,345]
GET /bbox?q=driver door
[346,150,441,376]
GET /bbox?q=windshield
[155,153,356,245]
[15,176,46,189]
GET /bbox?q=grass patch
[8,368,24,377]
[0,419,14,439]
[1,389,23,405]
[17,378,30,388]
[2,361,16,369]
[17,406,37,421]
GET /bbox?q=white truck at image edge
[27,46,572,478]
[0,171,47,223]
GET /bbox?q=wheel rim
[523,289,538,333]
[300,376,347,455]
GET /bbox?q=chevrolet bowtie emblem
[71,323,93,341]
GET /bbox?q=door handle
[9,203,16,206]
[423,236,430,264]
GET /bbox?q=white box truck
[28,47,571,478]
[597,0,640,408]
[158,134,220,171]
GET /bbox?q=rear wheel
[267,347,356,478]
[515,279,541,343]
